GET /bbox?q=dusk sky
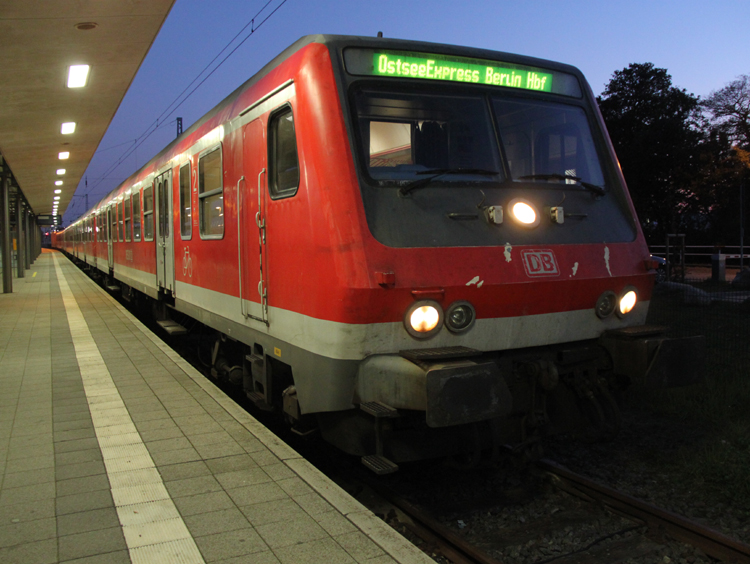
[65,0,750,222]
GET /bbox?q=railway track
[118,286,750,564]
[347,460,750,564]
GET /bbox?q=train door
[106,205,114,270]
[239,118,268,324]
[155,170,175,294]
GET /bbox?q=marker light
[445,301,476,333]
[618,290,637,316]
[404,300,443,339]
[509,198,540,227]
[67,65,90,88]
[595,291,617,319]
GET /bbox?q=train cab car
[56,35,703,473]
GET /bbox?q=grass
[630,287,750,505]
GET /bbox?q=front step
[362,455,399,475]
[156,319,188,336]
[105,284,120,292]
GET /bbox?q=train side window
[198,146,223,238]
[111,206,117,243]
[132,192,141,241]
[268,106,299,199]
[143,184,154,241]
[124,196,132,242]
[179,163,192,239]
[118,201,124,242]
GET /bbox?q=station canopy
[0,0,175,218]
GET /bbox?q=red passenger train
[55,35,702,472]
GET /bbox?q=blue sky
[66,0,750,221]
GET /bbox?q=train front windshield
[343,47,636,247]
[355,87,606,190]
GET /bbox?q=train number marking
[521,249,559,277]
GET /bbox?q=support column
[1,174,11,293]
[24,208,31,269]
[15,191,24,278]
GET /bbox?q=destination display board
[344,48,581,97]
[36,214,61,226]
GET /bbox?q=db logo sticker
[521,249,559,277]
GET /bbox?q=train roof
[69,34,586,227]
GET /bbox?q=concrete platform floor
[0,250,434,564]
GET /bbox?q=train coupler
[360,401,399,475]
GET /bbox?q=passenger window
[179,163,192,239]
[143,184,154,241]
[110,207,117,243]
[118,202,124,242]
[369,121,413,167]
[124,197,132,242]
[132,192,141,241]
[198,146,223,238]
[269,107,299,198]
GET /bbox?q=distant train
[55,35,702,473]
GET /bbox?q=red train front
[55,35,702,472]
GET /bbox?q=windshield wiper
[399,168,500,196]
[518,173,606,196]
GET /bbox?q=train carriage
[55,35,703,472]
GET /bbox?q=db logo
[521,249,559,277]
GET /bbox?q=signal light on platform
[404,300,443,339]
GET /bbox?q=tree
[597,63,705,241]
[703,75,750,150]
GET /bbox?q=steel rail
[539,459,750,564]
[360,475,504,564]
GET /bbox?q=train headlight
[618,289,638,317]
[404,300,443,339]
[595,291,617,319]
[509,198,540,228]
[445,301,476,333]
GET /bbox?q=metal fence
[645,265,750,375]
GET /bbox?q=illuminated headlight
[404,300,443,339]
[445,301,476,333]
[509,198,540,228]
[595,291,617,319]
[617,288,638,317]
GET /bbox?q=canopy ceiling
[0,0,176,219]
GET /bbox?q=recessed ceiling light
[54,189,62,194]
[56,169,66,175]
[54,196,60,200]
[61,122,76,135]
[58,152,70,160]
[67,65,90,88]
[55,181,63,186]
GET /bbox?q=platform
[0,250,433,564]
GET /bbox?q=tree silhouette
[597,63,705,240]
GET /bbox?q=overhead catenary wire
[84,0,289,200]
